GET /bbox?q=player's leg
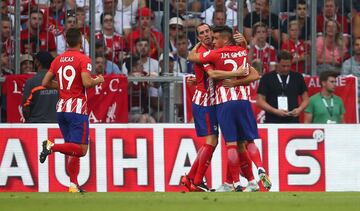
[246,140,272,190]
[188,104,218,192]
[216,101,243,191]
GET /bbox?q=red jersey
[95,32,127,64]
[127,28,164,59]
[281,39,308,73]
[316,14,349,36]
[192,44,216,106]
[20,29,56,53]
[199,45,251,104]
[250,43,277,74]
[49,49,92,115]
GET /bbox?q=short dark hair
[212,9,227,21]
[29,8,44,17]
[66,28,82,47]
[319,70,339,84]
[277,50,293,62]
[212,25,234,44]
[134,37,150,45]
[1,15,11,22]
[174,34,187,45]
[195,22,211,37]
[125,56,141,72]
[100,12,113,25]
[297,0,307,6]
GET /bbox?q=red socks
[193,144,215,185]
[52,143,84,157]
[187,146,204,180]
[67,156,80,186]
[238,150,254,181]
[246,141,263,169]
[226,145,241,183]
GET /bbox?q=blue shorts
[192,103,218,137]
[57,112,89,144]
[216,100,259,142]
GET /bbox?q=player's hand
[235,63,249,76]
[275,109,290,117]
[95,75,104,84]
[233,31,247,47]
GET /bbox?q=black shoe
[39,140,52,163]
[234,185,243,192]
[190,183,209,192]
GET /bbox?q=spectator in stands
[95,12,127,65]
[1,15,14,59]
[96,0,144,36]
[173,34,193,74]
[75,7,90,40]
[127,7,164,59]
[248,22,277,74]
[352,1,360,39]
[317,0,349,46]
[244,0,280,48]
[212,9,226,27]
[20,9,57,56]
[343,37,360,76]
[168,17,187,55]
[281,20,309,74]
[123,38,159,75]
[281,0,311,42]
[304,70,345,123]
[94,40,123,75]
[20,54,35,74]
[0,51,13,77]
[201,0,237,28]
[126,56,156,123]
[22,51,58,123]
[316,19,348,74]
[159,53,176,76]
[95,53,106,75]
[56,10,89,55]
[49,0,66,27]
[256,50,309,123]
[342,37,360,111]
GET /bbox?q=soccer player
[40,28,104,192]
[188,25,262,192]
[181,23,250,192]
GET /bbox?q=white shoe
[215,183,233,192]
[243,181,260,192]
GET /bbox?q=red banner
[184,75,358,123]
[2,75,128,123]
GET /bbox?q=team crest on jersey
[203,50,210,57]
[87,63,92,72]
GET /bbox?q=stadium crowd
[1,0,360,123]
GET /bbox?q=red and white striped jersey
[49,49,92,115]
[199,45,251,104]
[192,44,216,106]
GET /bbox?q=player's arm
[42,71,58,89]
[187,43,202,63]
[221,66,260,87]
[81,72,104,88]
[207,65,250,79]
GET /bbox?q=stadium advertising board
[0,124,359,192]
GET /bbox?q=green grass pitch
[0,192,359,211]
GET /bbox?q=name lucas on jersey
[60,57,74,62]
[221,50,247,59]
